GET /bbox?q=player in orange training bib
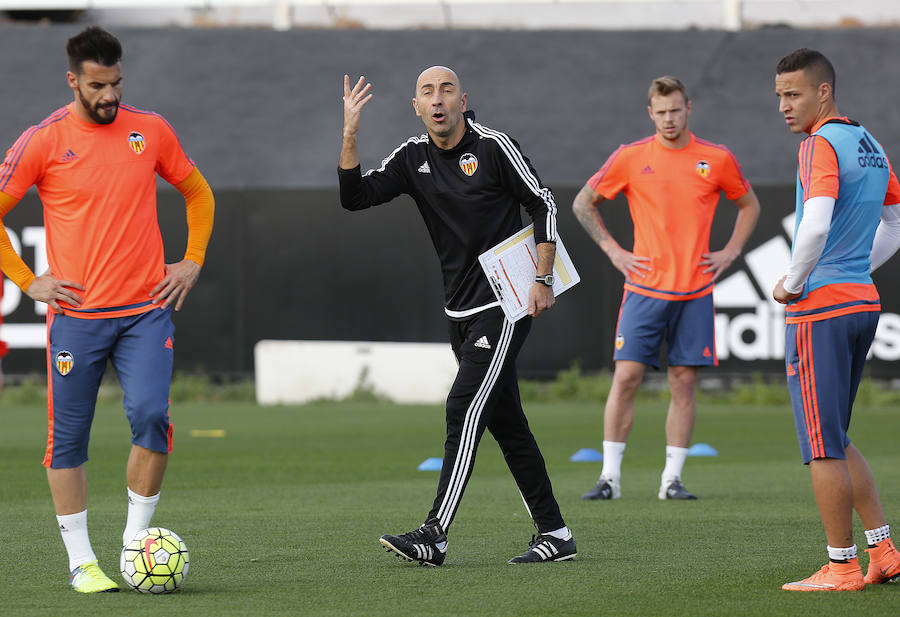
[773,48,900,593]
[0,27,214,593]
[573,76,760,502]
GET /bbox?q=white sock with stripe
[661,446,689,485]
[57,510,97,571]
[865,524,891,547]
[600,441,626,482]
[122,487,160,546]
[827,544,857,563]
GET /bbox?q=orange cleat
[782,559,865,592]
[864,538,900,585]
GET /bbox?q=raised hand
[343,74,373,138]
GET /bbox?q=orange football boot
[782,559,865,592]
[864,538,900,585]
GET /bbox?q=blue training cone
[417,457,443,471]
[687,443,718,456]
[569,448,604,462]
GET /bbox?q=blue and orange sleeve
[884,158,900,205]
[587,145,628,200]
[798,135,840,202]
[154,115,196,186]
[0,125,46,199]
[718,147,751,200]
[0,124,47,291]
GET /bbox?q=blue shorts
[785,311,878,464]
[43,307,175,469]
[613,291,717,369]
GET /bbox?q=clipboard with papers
[478,224,581,322]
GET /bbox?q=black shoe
[581,475,620,500]
[379,518,447,566]
[658,478,697,500]
[508,534,577,563]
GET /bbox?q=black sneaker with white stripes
[508,533,577,563]
[379,518,447,566]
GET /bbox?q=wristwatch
[535,274,555,287]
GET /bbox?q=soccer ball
[120,527,190,593]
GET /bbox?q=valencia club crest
[128,131,146,154]
[459,153,478,176]
[56,350,74,376]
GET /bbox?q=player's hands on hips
[700,247,739,281]
[528,282,555,318]
[150,259,201,311]
[25,271,85,314]
[343,75,373,138]
[772,275,801,304]
[610,246,651,281]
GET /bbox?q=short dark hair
[66,26,122,74]
[648,76,689,105]
[776,48,835,97]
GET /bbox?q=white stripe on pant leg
[436,319,515,527]
[518,489,534,522]
[438,318,514,519]
[437,319,513,525]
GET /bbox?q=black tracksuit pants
[426,308,565,534]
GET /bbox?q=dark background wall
[2,25,900,377]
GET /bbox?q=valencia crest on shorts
[56,350,74,376]
[459,153,478,176]
[615,333,625,351]
[128,132,146,154]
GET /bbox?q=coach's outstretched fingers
[150,259,201,311]
[343,75,373,136]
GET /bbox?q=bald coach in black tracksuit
[338,67,575,566]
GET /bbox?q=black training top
[339,111,558,320]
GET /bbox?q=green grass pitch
[2,397,898,616]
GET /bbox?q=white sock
[57,510,97,571]
[600,441,626,481]
[661,446,689,484]
[865,524,891,547]
[545,526,572,541]
[827,544,857,562]
[122,487,160,546]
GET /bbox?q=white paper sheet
[478,225,580,322]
